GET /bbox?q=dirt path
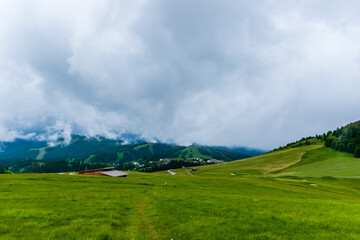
[270,145,325,174]
[127,195,163,240]
[269,151,307,173]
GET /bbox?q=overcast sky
[0,0,360,149]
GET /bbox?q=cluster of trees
[0,165,9,174]
[42,136,135,161]
[272,136,320,151]
[116,160,204,173]
[9,160,112,173]
[76,143,186,164]
[85,144,246,165]
[7,158,213,174]
[198,146,249,160]
[324,125,360,158]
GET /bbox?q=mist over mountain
[1,1,360,149]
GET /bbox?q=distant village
[118,158,225,172]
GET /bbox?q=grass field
[1,145,360,239]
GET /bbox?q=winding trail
[271,145,324,174]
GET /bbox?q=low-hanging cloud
[0,0,360,149]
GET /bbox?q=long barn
[79,167,128,177]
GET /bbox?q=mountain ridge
[0,135,254,168]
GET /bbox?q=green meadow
[1,144,360,239]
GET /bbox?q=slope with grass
[194,144,322,177]
[193,143,360,179]
[176,145,212,159]
[277,146,360,177]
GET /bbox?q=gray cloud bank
[0,0,360,149]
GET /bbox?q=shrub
[354,145,360,158]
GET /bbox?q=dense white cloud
[0,0,360,149]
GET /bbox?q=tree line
[0,165,9,174]
[9,160,112,173]
[324,125,360,158]
[272,122,360,158]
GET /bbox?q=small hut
[79,167,128,177]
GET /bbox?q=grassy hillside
[176,145,212,159]
[276,146,360,177]
[1,173,360,239]
[193,142,360,178]
[174,145,249,160]
[193,144,321,177]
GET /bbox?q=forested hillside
[323,121,360,157]
[0,135,252,173]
